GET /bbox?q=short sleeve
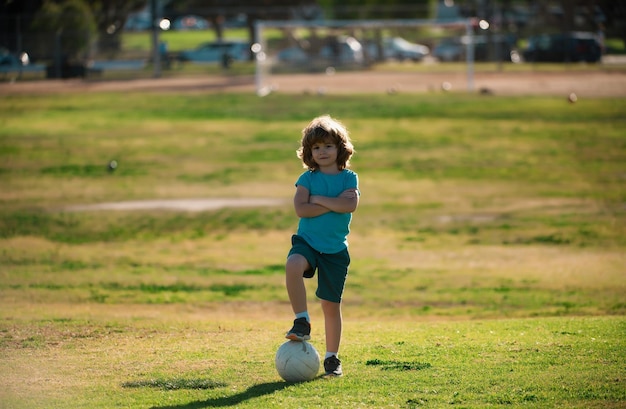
[345,170,359,192]
[295,171,311,190]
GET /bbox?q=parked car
[319,36,364,64]
[383,37,429,61]
[432,37,467,62]
[366,37,430,62]
[124,9,152,31]
[433,35,517,62]
[277,36,364,66]
[178,40,251,64]
[522,32,601,63]
[0,47,45,78]
[172,15,210,31]
[432,38,464,62]
[276,46,309,64]
[0,47,29,68]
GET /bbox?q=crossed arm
[293,185,359,218]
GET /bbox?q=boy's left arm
[309,189,359,213]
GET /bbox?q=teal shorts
[288,235,350,303]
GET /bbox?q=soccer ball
[275,340,320,382]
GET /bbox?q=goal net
[253,19,475,96]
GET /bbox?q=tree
[31,0,97,63]
[0,0,45,53]
[164,0,319,45]
[317,0,430,20]
[1,0,148,58]
[596,0,626,48]
[88,0,148,55]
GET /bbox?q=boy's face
[311,140,338,168]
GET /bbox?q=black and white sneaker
[285,317,311,341]
[323,355,343,377]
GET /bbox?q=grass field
[0,90,625,408]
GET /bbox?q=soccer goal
[253,18,476,96]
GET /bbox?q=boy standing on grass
[284,115,359,378]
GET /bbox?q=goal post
[253,18,475,96]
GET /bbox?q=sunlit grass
[0,313,623,408]
[0,91,624,408]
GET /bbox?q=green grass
[0,90,624,408]
[0,315,623,408]
[123,28,251,53]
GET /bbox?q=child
[284,115,359,378]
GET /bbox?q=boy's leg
[321,299,343,376]
[321,299,342,353]
[285,253,312,341]
[316,249,349,376]
[285,253,309,314]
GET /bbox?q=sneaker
[323,355,343,377]
[285,317,311,341]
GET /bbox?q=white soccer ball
[275,340,320,382]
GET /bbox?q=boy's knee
[286,254,309,275]
[285,267,301,278]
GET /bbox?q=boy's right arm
[309,188,358,214]
[294,185,330,218]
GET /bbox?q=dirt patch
[64,198,287,212]
[267,70,626,97]
[2,70,626,97]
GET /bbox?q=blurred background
[1,0,624,81]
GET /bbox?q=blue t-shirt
[295,169,359,254]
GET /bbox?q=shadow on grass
[150,381,291,408]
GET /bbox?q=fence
[0,7,617,83]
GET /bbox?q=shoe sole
[285,333,311,341]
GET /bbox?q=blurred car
[433,35,518,62]
[224,13,248,28]
[178,40,251,63]
[124,9,152,31]
[366,37,430,62]
[0,47,44,78]
[383,37,430,61]
[277,36,364,66]
[172,15,210,31]
[522,32,601,63]
[432,38,464,62]
[319,36,364,64]
[276,46,309,64]
[0,47,30,68]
